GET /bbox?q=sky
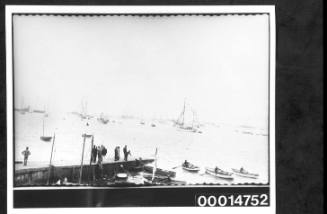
[13,14,270,128]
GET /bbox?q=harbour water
[15,112,269,185]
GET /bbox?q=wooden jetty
[15,157,154,186]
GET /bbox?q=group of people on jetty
[21,144,132,168]
[89,144,132,177]
[90,144,132,180]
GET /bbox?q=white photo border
[6,5,276,213]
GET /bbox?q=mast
[181,99,186,125]
[42,116,45,136]
[88,136,94,184]
[47,133,56,184]
[192,111,195,129]
[79,135,87,184]
[151,148,158,182]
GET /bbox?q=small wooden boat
[205,167,234,180]
[232,168,259,179]
[40,136,52,142]
[115,173,128,180]
[182,162,200,172]
[143,175,187,186]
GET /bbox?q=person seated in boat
[240,167,245,173]
[215,167,219,174]
[183,160,189,167]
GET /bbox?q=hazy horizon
[13,14,270,129]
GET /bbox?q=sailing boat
[97,113,109,124]
[175,100,201,133]
[40,114,52,142]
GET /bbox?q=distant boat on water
[97,113,109,124]
[33,109,46,114]
[15,106,31,114]
[40,114,52,142]
[174,100,202,133]
[74,100,93,120]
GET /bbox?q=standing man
[101,145,107,158]
[97,146,104,178]
[114,146,121,161]
[91,145,97,163]
[117,146,121,160]
[114,146,118,161]
[22,147,31,166]
[123,145,131,161]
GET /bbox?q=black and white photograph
[6,5,276,212]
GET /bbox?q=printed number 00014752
[196,194,269,207]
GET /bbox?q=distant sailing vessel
[40,114,52,142]
[15,106,31,115]
[175,100,202,133]
[76,100,93,120]
[97,113,109,124]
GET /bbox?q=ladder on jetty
[79,134,94,184]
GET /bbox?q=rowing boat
[205,167,234,180]
[115,173,128,180]
[182,163,200,172]
[232,168,259,179]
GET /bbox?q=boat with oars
[205,167,234,180]
[232,168,259,179]
[97,113,109,124]
[182,160,200,172]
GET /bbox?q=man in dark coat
[22,147,31,166]
[114,146,120,161]
[91,145,97,163]
[123,145,131,161]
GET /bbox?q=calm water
[15,112,269,185]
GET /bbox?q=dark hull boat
[40,136,52,142]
